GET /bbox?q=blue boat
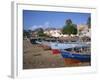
[60,50,91,62]
[50,42,90,49]
[50,42,91,62]
[35,41,91,61]
[50,42,90,54]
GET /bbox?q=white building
[44,24,91,38]
[44,29,69,37]
[77,24,91,37]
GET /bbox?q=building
[77,24,91,37]
[44,29,69,38]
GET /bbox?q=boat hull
[50,42,90,54]
[61,51,91,62]
[52,49,60,54]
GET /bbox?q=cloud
[28,25,43,30]
[44,22,49,28]
[28,22,50,30]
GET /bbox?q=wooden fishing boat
[60,48,91,62]
[50,42,90,54]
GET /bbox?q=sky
[23,10,90,30]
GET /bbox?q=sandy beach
[23,39,90,69]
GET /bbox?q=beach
[23,39,90,69]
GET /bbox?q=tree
[37,28,48,37]
[23,30,31,38]
[87,17,91,28]
[65,19,72,25]
[62,19,77,35]
[37,28,44,36]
